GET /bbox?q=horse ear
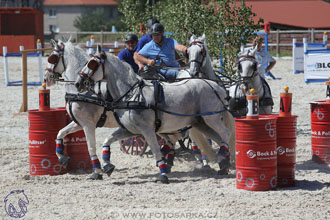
[97,44,102,53]
[249,46,258,56]
[51,39,57,48]
[201,33,206,41]
[190,35,196,43]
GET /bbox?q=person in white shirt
[253,37,276,79]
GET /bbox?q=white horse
[182,35,273,117]
[180,34,218,81]
[74,45,235,183]
[179,34,236,163]
[44,40,119,180]
[228,47,274,117]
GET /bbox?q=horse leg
[159,134,182,172]
[141,129,169,184]
[81,124,103,180]
[101,128,136,177]
[190,138,210,168]
[56,121,82,168]
[95,127,137,178]
[194,115,233,175]
[189,128,217,163]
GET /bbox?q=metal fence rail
[45,29,330,57]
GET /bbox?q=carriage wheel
[178,136,192,151]
[119,135,165,156]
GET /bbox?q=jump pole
[3,46,9,85]
[19,47,52,113]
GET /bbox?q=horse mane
[104,52,140,82]
[63,41,89,78]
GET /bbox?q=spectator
[253,37,276,80]
[118,34,139,73]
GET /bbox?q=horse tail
[223,110,236,165]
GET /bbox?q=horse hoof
[218,157,230,175]
[155,174,169,184]
[202,164,211,169]
[58,155,70,168]
[166,158,174,167]
[218,168,229,175]
[103,163,115,177]
[88,172,103,180]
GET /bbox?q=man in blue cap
[118,34,139,73]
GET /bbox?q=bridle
[77,51,106,91]
[237,54,258,80]
[45,44,66,81]
[188,40,206,66]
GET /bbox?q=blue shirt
[118,48,139,73]
[139,36,179,68]
[135,34,152,53]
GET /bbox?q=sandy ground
[0,56,329,220]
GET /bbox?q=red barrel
[276,115,297,187]
[28,108,67,175]
[65,114,92,172]
[235,117,277,191]
[65,130,92,172]
[260,114,297,187]
[310,101,330,165]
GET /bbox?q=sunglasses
[125,40,136,45]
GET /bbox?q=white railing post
[3,46,9,86]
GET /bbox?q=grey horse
[228,47,274,116]
[44,40,117,180]
[74,45,235,183]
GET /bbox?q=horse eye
[48,54,59,64]
[87,60,99,71]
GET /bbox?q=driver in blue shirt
[134,23,187,79]
[118,34,139,73]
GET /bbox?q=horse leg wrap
[201,152,209,167]
[102,145,111,163]
[56,138,70,167]
[91,155,101,170]
[166,149,175,167]
[217,143,230,175]
[156,159,167,174]
[191,142,201,162]
[56,138,64,156]
[161,144,171,157]
[101,145,115,176]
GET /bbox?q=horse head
[237,46,259,94]
[187,34,208,77]
[43,39,66,86]
[75,45,106,92]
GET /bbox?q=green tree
[74,9,107,31]
[117,0,153,34]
